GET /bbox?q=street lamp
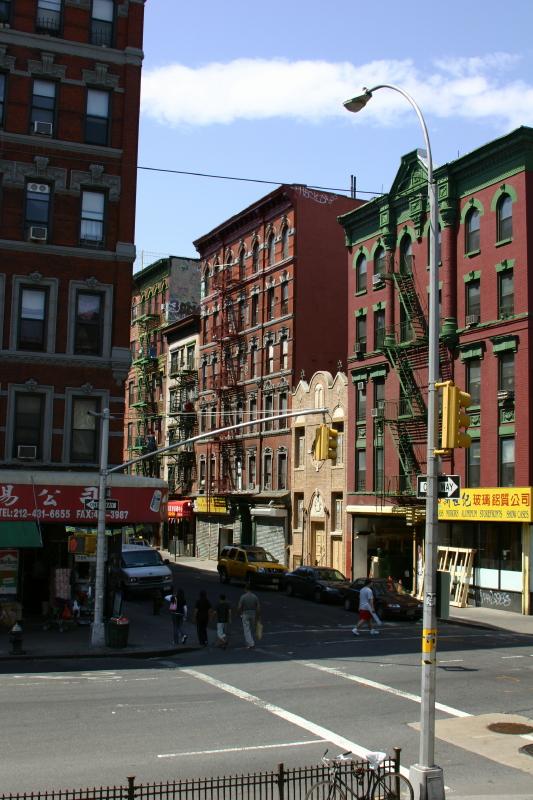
[344,85,444,800]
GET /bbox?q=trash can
[106,616,129,648]
[436,570,451,620]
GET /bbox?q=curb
[0,644,199,662]
[444,616,533,635]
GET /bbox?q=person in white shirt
[352,579,380,635]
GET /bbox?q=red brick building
[0,0,155,615]
[192,185,361,562]
[340,127,532,613]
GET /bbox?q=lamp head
[343,88,372,114]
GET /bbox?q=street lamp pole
[344,86,445,799]
[91,407,110,648]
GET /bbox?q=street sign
[416,475,461,500]
[83,498,119,512]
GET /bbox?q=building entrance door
[331,537,343,573]
[311,523,326,565]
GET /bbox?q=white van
[119,545,173,595]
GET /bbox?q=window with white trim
[74,291,104,355]
[31,80,56,134]
[13,393,44,459]
[36,0,62,33]
[91,0,114,46]
[17,286,49,351]
[71,397,100,462]
[85,89,110,146]
[80,190,105,245]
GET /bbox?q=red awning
[168,500,193,519]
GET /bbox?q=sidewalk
[1,555,532,660]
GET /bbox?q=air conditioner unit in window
[33,120,53,136]
[497,389,514,402]
[354,346,364,358]
[17,445,37,460]
[372,274,385,288]
[371,408,381,418]
[356,381,365,391]
[28,183,50,194]
[29,226,48,241]
[465,314,479,327]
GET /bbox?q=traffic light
[313,425,338,461]
[437,381,472,451]
[326,426,338,461]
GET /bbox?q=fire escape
[167,352,198,496]
[376,261,453,499]
[129,307,163,477]
[211,267,246,493]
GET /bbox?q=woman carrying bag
[165,588,188,645]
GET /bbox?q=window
[400,236,412,274]
[263,452,272,489]
[31,80,56,134]
[499,437,515,486]
[374,309,385,350]
[497,194,512,241]
[91,0,114,46]
[374,246,386,277]
[17,287,48,351]
[264,394,273,431]
[36,0,62,32]
[199,458,206,490]
[280,335,288,369]
[210,455,217,490]
[294,494,304,529]
[201,269,209,299]
[248,453,256,489]
[74,291,103,355]
[467,439,480,488]
[266,341,274,373]
[355,316,366,355]
[356,254,367,292]
[498,271,514,318]
[235,456,243,491]
[278,391,288,428]
[238,248,246,280]
[13,393,44,459]
[80,191,105,245]
[0,74,5,127]
[25,183,51,234]
[249,395,257,432]
[355,450,366,491]
[267,286,275,320]
[210,404,216,430]
[252,240,259,272]
[499,351,515,392]
[0,1,11,23]
[295,428,305,467]
[374,446,384,493]
[399,303,413,342]
[71,397,99,462]
[466,279,480,319]
[332,422,344,466]
[281,225,289,259]
[250,343,258,377]
[277,451,287,489]
[85,89,110,146]
[465,208,480,253]
[332,495,343,531]
[267,232,275,266]
[466,358,481,405]
[128,380,135,405]
[280,279,289,315]
[238,297,246,328]
[356,382,366,422]
[251,293,259,326]
[374,377,385,412]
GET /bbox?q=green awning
[0,522,42,548]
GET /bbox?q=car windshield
[122,550,163,568]
[315,569,345,582]
[246,550,277,563]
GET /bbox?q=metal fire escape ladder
[130,309,162,476]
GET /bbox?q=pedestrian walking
[352,578,380,635]
[165,588,188,645]
[215,593,232,648]
[193,590,212,646]
[237,585,260,649]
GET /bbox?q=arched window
[465,208,480,253]
[374,246,386,277]
[400,236,412,274]
[281,224,289,259]
[355,253,367,291]
[497,194,512,241]
[314,383,324,409]
[225,250,233,272]
[201,268,209,298]
[267,231,276,266]
[238,247,246,280]
[252,240,260,272]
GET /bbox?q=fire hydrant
[9,623,25,655]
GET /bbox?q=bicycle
[305,750,413,800]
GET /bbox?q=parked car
[283,566,350,603]
[341,578,423,620]
[119,544,173,596]
[217,545,288,587]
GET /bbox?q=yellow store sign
[438,487,532,523]
[195,496,228,515]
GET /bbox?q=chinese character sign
[439,487,532,522]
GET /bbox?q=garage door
[255,518,286,565]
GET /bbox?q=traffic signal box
[314,424,339,461]
[436,380,472,453]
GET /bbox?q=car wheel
[313,588,323,603]
[286,583,294,597]
[219,569,229,584]
[344,597,353,612]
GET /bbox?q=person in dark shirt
[215,594,232,649]
[193,590,212,646]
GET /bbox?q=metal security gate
[255,518,285,564]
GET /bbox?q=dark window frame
[74,289,104,356]
[13,392,45,459]
[36,0,63,34]
[80,188,106,246]
[30,78,57,135]
[496,194,513,241]
[466,358,481,405]
[90,0,115,47]
[466,278,481,318]
[467,439,481,488]
[70,395,100,463]
[0,72,6,127]
[355,253,367,292]
[465,207,481,253]
[499,436,515,487]
[85,87,110,146]
[17,285,49,352]
[498,270,514,318]
[24,182,52,237]
[0,0,12,24]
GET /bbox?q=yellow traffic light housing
[313,424,338,461]
[327,427,338,461]
[436,381,472,452]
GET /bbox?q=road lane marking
[158,740,323,758]
[181,667,410,778]
[501,655,524,659]
[300,661,471,718]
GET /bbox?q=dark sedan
[283,566,350,603]
[341,578,423,620]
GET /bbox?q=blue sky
[134,0,530,268]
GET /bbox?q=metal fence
[1,752,401,800]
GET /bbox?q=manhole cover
[488,722,533,735]
[519,744,533,757]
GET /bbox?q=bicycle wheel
[371,772,413,800]
[305,780,347,800]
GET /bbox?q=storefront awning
[0,522,42,548]
[168,500,193,519]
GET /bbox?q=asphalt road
[1,565,533,797]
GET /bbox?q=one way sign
[416,475,461,500]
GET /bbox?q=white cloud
[141,55,533,129]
